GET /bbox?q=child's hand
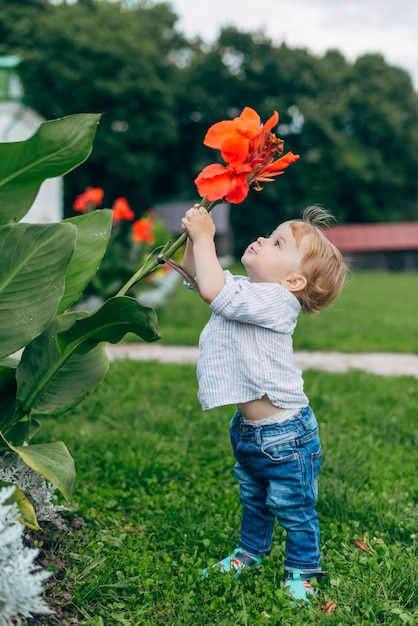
[181,205,216,243]
[181,205,224,303]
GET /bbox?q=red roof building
[325,222,418,271]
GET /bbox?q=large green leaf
[0,222,77,358]
[6,440,76,501]
[16,314,109,415]
[57,296,160,355]
[58,210,113,313]
[0,114,101,225]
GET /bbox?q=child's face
[241,222,306,287]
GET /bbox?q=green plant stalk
[116,198,218,297]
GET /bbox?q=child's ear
[281,273,307,293]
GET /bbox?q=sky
[169,0,418,90]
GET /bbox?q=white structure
[0,56,63,224]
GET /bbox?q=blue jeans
[230,406,322,571]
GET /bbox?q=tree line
[1,0,418,255]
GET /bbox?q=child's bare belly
[237,394,287,421]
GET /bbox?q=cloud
[171,0,418,88]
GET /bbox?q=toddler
[181,204,347,601]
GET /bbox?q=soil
[24,518,86,626]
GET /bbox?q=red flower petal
[224,176,250,203]
[262,151,300,173]
[204,120,236,149]
[237,107,262,134]
[132,218,155,244]
[204,107,272,166]
[73,187,104,212]
[194,164,236,201]
[86,187,104,206]
[260,110,279,132]
[195,163,251,203]
[220,134,251,166]
[112,197,135,221]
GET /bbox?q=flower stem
[116,198,218,297]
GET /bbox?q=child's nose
[257,236,266,245]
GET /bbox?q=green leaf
[16,314,110,415]
[0,365,18,430]
[2,418,30,448]
[57,296,160,355]
[0,222,77,358]
[0,480,40,530]
[0,114,101,225]
[58,210,113,313]
[6,440,76,501]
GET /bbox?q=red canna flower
[132,218,155,244]
[204,107,279,166]
[195,152,300,204]
[73,187,104,212]
[194,107,300,204]
[112,197,135,222]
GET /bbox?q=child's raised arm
[181,206,225,303]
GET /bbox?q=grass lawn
[34,360,417,625]
[153,269,418,353]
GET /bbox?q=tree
[0,0,189,213]
[2,2,418,252]
[177,29,418,254]
[0,0,51,52]
[332,54,418,222]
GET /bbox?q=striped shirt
[196,270,309,411]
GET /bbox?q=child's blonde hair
[289,206,348,315]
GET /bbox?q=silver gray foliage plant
[0,453,67,529]
[0,487,52,625]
